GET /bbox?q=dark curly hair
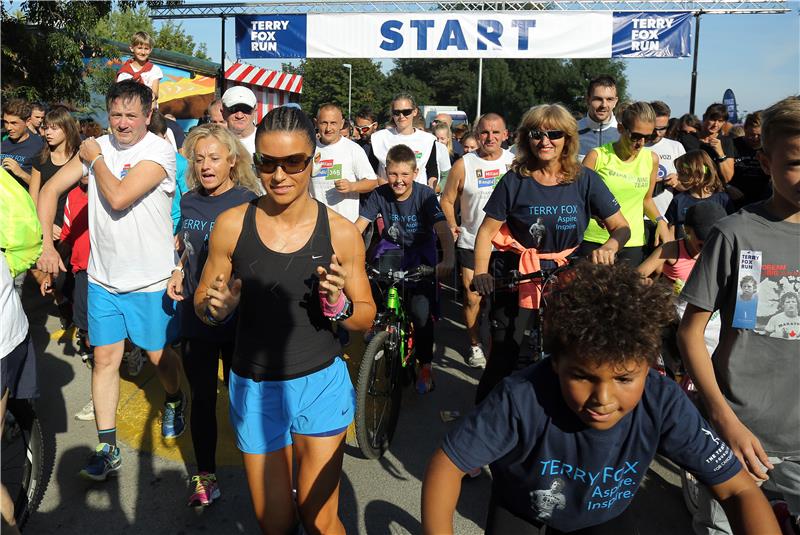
[543,262,676,367]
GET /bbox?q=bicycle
[354,263,435,460]
[2,397,53,530]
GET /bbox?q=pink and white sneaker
[188,472,220,507]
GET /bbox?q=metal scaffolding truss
[149,0,790,19]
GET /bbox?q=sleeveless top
[661,239,696,284]
[458,150,515,250]
[583,143,654,247]
[231,199,340,381]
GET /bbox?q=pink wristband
[321,290,346,318]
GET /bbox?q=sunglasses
[252,152,313,174]
[528,129,565,141]
[654,126,668,132]
[626,130,657,142]
[226,104,254,115]
[392,108,414,117]
[354,122,376,134]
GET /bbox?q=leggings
[181,337,234,474]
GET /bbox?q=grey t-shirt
[681,202,800,456]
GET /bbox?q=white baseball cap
[222,86,257,109]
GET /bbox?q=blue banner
[235,15,307,59]
[723,89,738,123]
[611,12,691,58]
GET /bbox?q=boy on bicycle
[356,144,454,394]
[422,262,779,534]
[678,96,800,534]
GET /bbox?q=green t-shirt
[583,143,653,247]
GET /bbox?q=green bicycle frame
[384,287,412,367]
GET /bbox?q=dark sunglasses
[654,126,668,132]
[225,104,254,115]
[626,130,657,142]
[252,152,313,174]
[392,108,414,117]
[528,129,565,141]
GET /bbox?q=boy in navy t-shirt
[356,144,454,394]
[422,262,779,534]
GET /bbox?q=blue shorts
[228,357,355,454]
[88,282,179,352]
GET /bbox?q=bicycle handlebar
[469,258,578,293]
[369,264,435,284]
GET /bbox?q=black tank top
[231,199,340,381]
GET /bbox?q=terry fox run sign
[236,12,692,59]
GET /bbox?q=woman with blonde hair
[166,123,259,507]
[433,122,456,165]
[471,103,630,402]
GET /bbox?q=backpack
[0,168,43,277]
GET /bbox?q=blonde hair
[183,124,260,193]
[512,104,581,184]
[675,150,724,194]
[131,31,155,48]
[762,96,800,155]
[433,123,454,157]
[616,101,656,129]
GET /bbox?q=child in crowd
[115,31,162,106]
[666,149,735,239]
[355,144,454,394]
[678,96,800,534]
[422,261,779,534]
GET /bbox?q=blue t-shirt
[1,134,44,188]
[178,186,257,340]
[442,361,741,532]
[666,191,735,233]
[171,152,189,235]
[359,182,446,269]
[483,168,620,266]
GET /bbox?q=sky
[158,2,796,118]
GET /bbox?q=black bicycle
[2,397,52,530]
[354,264,435,459]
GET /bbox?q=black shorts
[72,270,88,331]
[1,335,38,399]
[457,247,476,271]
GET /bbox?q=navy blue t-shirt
[666,191,735,238]
[359,182,446,269]
[178,186,257,340]
[442,361,741,532]
[483,168,619,266]
[1,134,44,188]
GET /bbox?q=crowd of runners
[0,30,798,535]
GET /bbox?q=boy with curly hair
[422,262,779,534]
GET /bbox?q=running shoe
[79,443,121,481]
[162,394,186,439]
[124,344,145,377]
[466,344,486,368]
[416,364,435,394]
[188,472,221,507]
[74,399,95,421]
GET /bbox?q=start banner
[236,11,692,59]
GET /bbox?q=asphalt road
[17,278,693,535]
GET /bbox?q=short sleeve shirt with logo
[1,134,44,188]
[457,150,515,250]
[310,137,377,222]
[647,137,686,218]
[370,128,439,184]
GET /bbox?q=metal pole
[476,58,483,121]
[689,12,701,115]
[342,63,352,120]
[218,15,227,96]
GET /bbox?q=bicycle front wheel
[355,330,402,459]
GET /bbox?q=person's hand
[316,254,346,305]
[664,173,680,188]
[334,179,355,193]
[449,225,460,242]
[39,273,53,296]
[654,219,670,248]
[36,245,66,276]
[52,224,62,240]
[436,260,454,280]
[167,269,184,301]
[2,157,23,176]
[470,273,494,296]
[714,415,774,483]
[205,273,242,321]
[640,276,654,286]
[704,136,724,157]
[79,137,102,162]
[591,246,616,265]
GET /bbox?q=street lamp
[342,63,352,121]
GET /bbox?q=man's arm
[335,177,378,194]
[433,220,455,279]
[35,156,84,274]
[422,448,465,535]
[355,217,371,234]
[329,213,376,332]
[440,158,465,241]
[710,470,780,534]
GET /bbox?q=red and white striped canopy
[224,61,303,94]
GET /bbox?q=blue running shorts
[228,357,355,454]
[88,282,179,351]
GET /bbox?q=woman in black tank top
[192,107,375,535]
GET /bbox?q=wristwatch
[715,155,729,163]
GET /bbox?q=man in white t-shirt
[647,100,686,218]
[310,103,377,223]
[440,113,514,368]
[221,86,257,155]
[36,81,184,482]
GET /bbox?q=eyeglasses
[654,126,668,132]
[392,108,414,117]
[528,129,565,141]
[354,122,376,134]
[252,152,313,174]
[225,104,254,115]
[626,130,657,142]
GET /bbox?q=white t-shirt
[116,64,164,91]
[458,150,515,250]
[239,130,256,156]
[0,254,28,359]
[648,137,686,219]
[435,141,453,182]
[86,132,177,293]
[371,128,439,184]
[310,137,377,222]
